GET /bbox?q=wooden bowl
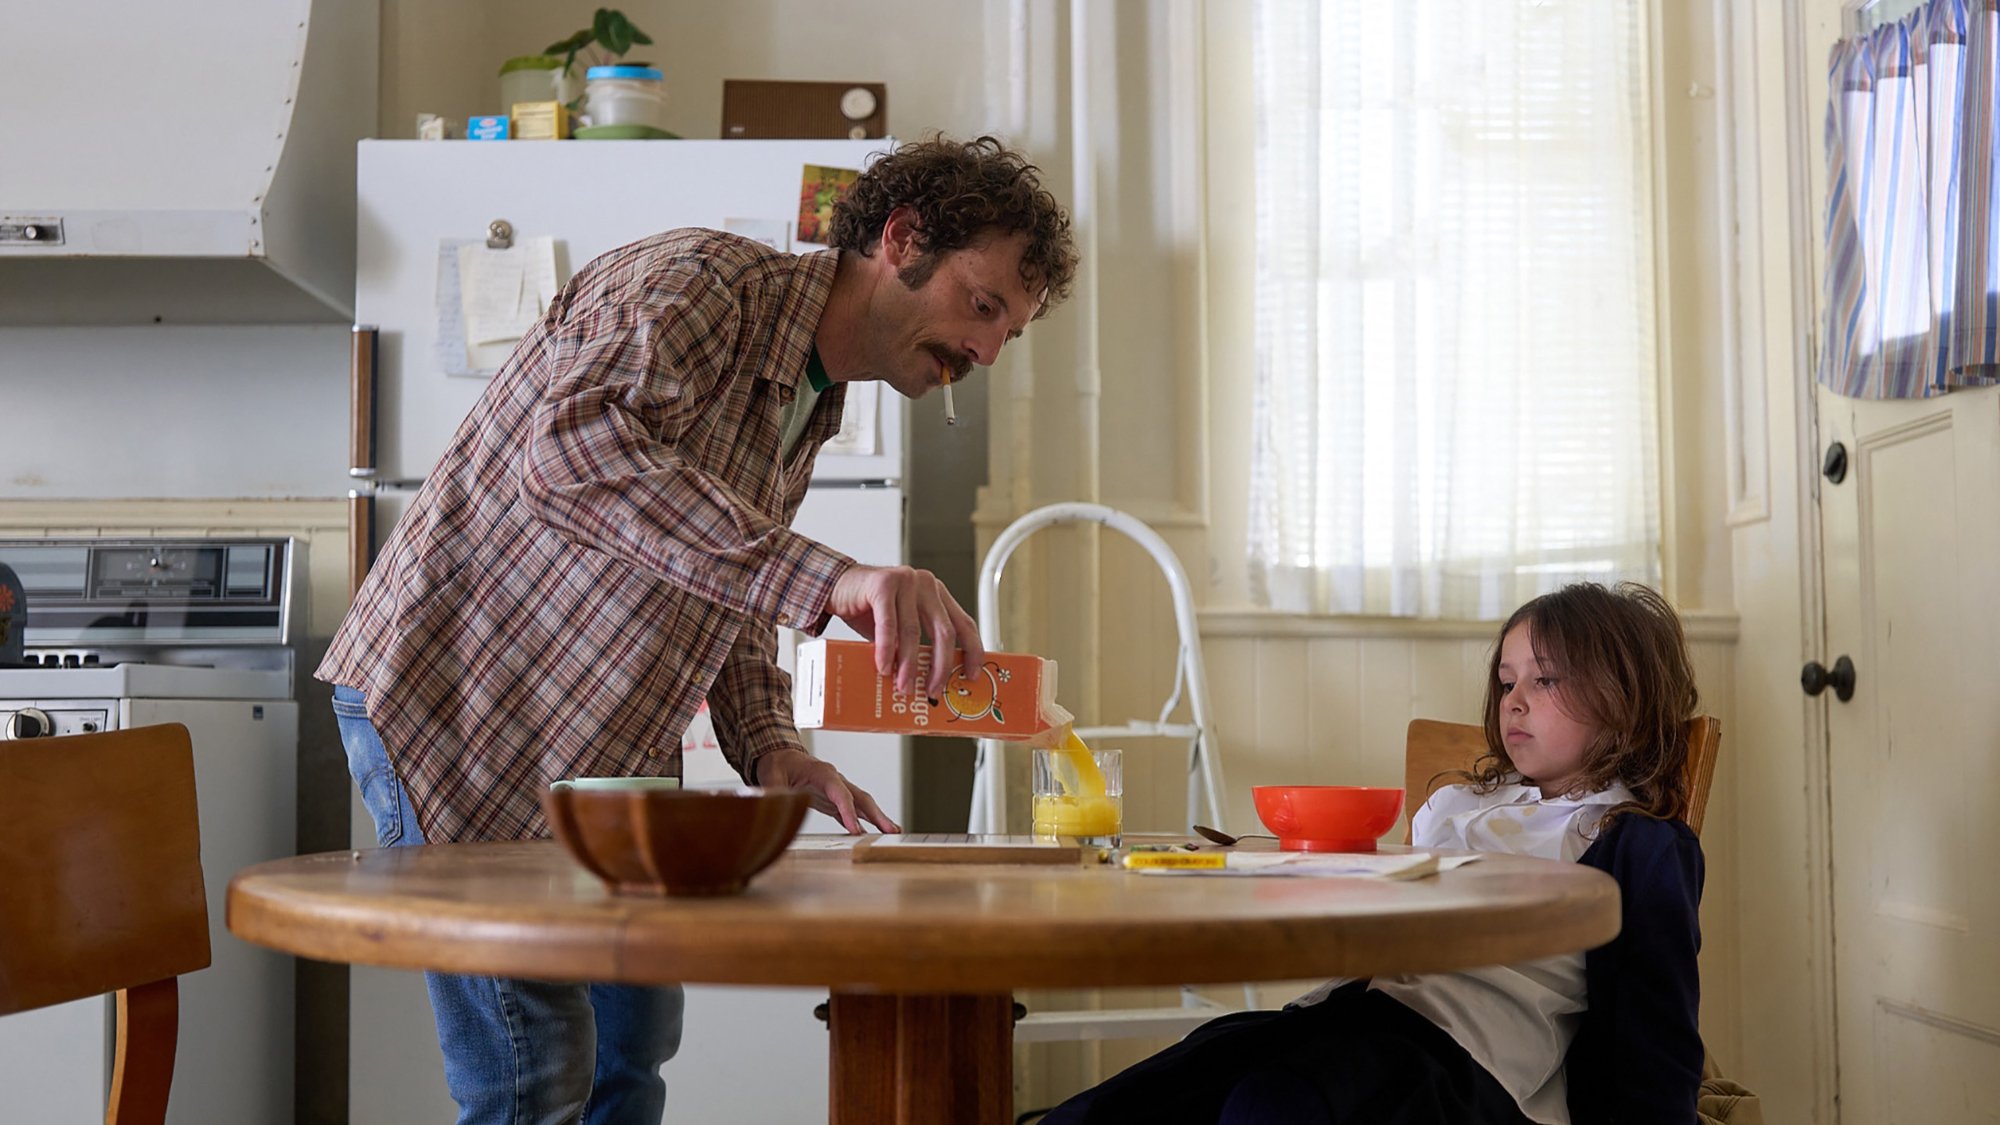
[1252,785,1405,852]
[542,785,809,896]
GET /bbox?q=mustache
[926,346,973,380]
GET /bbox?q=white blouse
[1292,776,1633,1125]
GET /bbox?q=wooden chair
[0,723,211,1125]
[1403,715,1722,842]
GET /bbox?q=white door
[1817,383,2000,1122]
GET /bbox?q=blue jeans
[333,685,684,1125]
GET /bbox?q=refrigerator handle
[347,490,375,603]
[350,324,379,479]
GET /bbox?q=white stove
[1,661,290,702]
[1,658,294,744]
[0,537,299,1125]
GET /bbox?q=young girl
[1041,582,1705,1125]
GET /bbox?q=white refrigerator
[347,139,906,1125]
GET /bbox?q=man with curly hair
[315,134,1076,1124]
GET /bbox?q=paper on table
[852,833,1088,865]
[1127,851,1484,880]
[788,834,873,852]
[788,834,1076,853]
[865,833,1069,849]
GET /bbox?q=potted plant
[498,10,655,116]
[544,8,656,75]
[545,9,667,133]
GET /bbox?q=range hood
[0,0,377,325]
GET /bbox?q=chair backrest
[0,723,211,1124]
[1403,715,1722,843]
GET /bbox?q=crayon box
[793,638,1068,741]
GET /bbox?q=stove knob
[6,708,54,739]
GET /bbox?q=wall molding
[1650,0,1683,606]
[1783,0,1842,1117]
[1719,0,1774,526]
[1200,607,1740,644]
[0,497,347,530]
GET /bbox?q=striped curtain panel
[1821,0,2000,399]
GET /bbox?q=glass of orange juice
[1031,745,1122,847]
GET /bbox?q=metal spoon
[1191,824,1277,847]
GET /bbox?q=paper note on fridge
[821,379,879,456]
[456,236,560,348]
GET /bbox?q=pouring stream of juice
[1054,726,1106,796]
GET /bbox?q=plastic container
[499,63,570,117]
[585,65,667,130]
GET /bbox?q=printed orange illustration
[944,662,1010,724]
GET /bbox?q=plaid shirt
[318,229,854,843]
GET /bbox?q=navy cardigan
[1565,814,1706,1124]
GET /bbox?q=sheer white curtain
[1248,0,1663,620]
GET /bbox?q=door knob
[1800,655,1856,702]
[1823,441,1848,483]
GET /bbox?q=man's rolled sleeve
[743,527,854,632]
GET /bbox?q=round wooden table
[228,839,1618,1125]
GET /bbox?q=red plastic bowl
[1251,785,1406,852]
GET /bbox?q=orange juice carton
[793,638,1073,741]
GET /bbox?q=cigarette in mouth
[940,361,957,426]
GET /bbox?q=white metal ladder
[965,502,1257,1041]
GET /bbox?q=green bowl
[574,124,678,140]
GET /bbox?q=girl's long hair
[1466,582,1699,825]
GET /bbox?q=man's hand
[824,564,984,700]
[753,747,900,835]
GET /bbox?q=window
[1247,0,1662,619]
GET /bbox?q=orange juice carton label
[793,639,1072,741]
